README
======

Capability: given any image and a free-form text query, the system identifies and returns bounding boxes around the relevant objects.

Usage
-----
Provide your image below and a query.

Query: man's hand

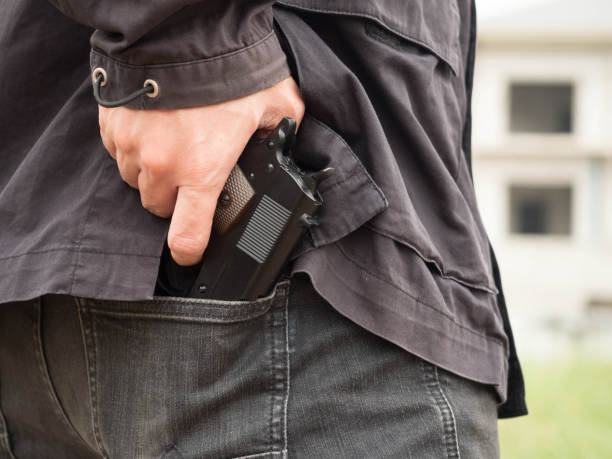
[98,77,305,266]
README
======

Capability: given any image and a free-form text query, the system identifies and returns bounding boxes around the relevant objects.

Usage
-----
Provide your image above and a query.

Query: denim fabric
[0,274,498,458]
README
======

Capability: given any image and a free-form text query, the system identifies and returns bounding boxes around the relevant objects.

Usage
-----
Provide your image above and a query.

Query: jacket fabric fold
[0,0,527,417]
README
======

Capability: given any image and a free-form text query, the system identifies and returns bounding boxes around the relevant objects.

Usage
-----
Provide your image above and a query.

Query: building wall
[473,45,611,155]
[471,43,612,357]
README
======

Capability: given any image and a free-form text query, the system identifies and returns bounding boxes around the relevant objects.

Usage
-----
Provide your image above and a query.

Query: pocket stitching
[76,298,111,458]
[82,280,291,323]
[150,279,291,306]
[85,307,272,324]
[34,298,100,456]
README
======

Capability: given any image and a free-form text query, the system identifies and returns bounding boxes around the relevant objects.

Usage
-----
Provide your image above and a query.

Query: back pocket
[77,279,291,459]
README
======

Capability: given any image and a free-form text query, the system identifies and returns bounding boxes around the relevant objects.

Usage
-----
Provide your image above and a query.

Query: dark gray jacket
[0,0,526,417]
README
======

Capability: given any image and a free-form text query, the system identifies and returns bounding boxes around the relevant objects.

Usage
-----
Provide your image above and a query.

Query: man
[0,1,527,457]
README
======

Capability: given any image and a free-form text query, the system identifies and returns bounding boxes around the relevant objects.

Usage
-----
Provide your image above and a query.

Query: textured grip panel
[213,165,256,235]
[236,194,292,264]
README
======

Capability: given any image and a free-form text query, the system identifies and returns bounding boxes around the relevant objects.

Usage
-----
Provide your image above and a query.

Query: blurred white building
[472,0,612,358]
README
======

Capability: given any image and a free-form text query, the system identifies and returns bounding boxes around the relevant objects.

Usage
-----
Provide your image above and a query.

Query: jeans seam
[0,400,15,459]
[266,289,290,457]
[282,293,291,456]
[233,452,286,459]
[422,361,461,459]
[267,302,274,454]
[76,298,110,459]
[33,298,99,455]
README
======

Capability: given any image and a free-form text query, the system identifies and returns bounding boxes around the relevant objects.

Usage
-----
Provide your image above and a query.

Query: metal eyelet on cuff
[92,69,160,107]
[92,67,107,87]
[143,79,159,98]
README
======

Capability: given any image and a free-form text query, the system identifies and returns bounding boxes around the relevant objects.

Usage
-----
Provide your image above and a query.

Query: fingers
[115,152,140,189]
[167,185,219,266]
[138,171,177,218]
[95,77,306,268]
[136,147,179,217]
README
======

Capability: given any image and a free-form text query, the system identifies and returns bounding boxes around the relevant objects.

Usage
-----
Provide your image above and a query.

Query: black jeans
[0,274,499,458]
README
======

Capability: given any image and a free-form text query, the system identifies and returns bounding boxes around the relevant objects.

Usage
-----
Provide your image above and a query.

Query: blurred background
[473,0,612,457]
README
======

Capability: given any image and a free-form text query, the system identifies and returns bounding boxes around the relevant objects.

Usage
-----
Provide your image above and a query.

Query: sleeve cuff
[90,31,291,110]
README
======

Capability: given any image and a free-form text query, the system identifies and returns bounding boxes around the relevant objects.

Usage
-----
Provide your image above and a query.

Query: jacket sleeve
[48,1,290,109]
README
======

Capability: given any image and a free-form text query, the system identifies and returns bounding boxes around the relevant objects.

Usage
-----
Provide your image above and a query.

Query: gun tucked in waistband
[155,117,333,301]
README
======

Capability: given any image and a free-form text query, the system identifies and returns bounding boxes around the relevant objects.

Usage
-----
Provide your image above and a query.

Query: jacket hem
[0,248,161,304]
[291,242,510,405]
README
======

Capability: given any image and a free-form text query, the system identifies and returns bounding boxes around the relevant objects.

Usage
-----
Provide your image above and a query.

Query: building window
[509,83,573,133]
[509,186,572,235]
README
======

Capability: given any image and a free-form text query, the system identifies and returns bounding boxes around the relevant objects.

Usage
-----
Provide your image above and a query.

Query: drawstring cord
[92,67,159,108]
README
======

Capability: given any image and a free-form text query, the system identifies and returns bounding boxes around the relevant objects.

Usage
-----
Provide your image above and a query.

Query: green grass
[499,359,612,458]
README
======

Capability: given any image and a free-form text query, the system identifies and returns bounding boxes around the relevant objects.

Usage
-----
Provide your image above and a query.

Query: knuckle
[114,132,134,153]
[141,151,172,176]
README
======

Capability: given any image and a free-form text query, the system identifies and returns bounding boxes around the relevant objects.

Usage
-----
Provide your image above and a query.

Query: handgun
[155,117,333,300]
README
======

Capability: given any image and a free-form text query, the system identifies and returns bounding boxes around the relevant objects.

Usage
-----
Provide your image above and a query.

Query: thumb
[167,185,219,266]
[256,78,305,134]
